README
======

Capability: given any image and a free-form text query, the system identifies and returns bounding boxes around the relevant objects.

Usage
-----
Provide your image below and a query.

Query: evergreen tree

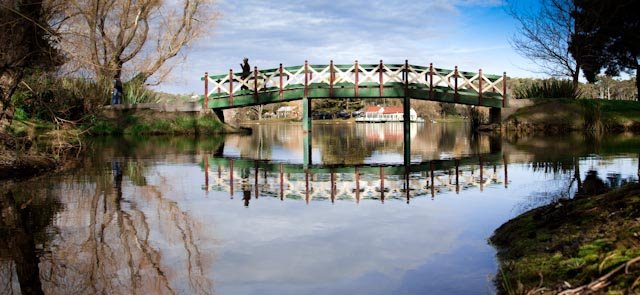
[570,0,640,100]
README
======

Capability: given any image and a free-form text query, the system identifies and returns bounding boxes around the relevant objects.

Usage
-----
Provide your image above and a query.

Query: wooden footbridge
[201,60,508,128]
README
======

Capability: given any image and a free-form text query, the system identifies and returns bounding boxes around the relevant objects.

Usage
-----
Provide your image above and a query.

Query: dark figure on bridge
[240,57,251,90]
[111,79,123,105]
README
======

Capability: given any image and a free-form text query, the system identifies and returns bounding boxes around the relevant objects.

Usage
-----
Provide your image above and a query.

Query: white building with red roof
[356,105,422,123]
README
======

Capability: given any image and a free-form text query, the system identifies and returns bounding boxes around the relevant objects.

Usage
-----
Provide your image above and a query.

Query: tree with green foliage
[0,0,62,123]
[312,98,364,114]
[570,0,639,101]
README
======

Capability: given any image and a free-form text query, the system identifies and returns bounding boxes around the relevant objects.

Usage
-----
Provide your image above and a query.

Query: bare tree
[508,0,582,89]
[57,0,218,89]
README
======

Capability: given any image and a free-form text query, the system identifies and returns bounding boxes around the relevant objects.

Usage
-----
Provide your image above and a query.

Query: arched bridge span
[201,60,508,110]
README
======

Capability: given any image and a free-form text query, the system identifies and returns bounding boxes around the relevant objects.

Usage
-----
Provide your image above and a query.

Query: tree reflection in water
[516,157,639,214]
[223,122,495,164]
[0,155,212,294]
[0,186,60,295]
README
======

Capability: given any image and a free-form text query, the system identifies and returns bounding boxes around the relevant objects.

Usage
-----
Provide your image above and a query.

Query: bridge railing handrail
[201,63,503,81]
[201,61,508,108]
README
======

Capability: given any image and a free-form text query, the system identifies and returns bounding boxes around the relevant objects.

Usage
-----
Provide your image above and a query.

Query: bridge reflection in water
[202,154,508,206]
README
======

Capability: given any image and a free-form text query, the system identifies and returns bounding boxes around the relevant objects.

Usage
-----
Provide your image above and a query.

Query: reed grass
[514,79,581,99]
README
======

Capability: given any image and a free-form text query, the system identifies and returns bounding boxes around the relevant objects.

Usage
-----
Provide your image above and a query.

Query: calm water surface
[1,122,639,294]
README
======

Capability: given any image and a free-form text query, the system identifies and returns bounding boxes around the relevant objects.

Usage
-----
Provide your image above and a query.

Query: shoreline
[490,183,640,294]
[1,110,249,182]
[489,99,640,134]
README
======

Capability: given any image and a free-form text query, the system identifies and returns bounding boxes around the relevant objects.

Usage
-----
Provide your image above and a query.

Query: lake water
[1,122,639,294]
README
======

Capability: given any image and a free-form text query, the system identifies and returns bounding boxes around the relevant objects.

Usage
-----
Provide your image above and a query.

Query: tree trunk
[0,71,23,124]
[636,63,639,102]
[572,62,581,95]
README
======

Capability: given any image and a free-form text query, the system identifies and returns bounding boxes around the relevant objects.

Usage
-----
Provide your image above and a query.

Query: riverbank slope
[89,107,249,135]
[491,183,640,294]
[502,99,640,133]
[1,108,247,181]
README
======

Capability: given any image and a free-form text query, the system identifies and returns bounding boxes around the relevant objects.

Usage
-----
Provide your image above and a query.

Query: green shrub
[12,73,111,122]
[514,79,580,99]
[7,123,28,137]
[580,99,603,132]
[90,119,121,135]
[123,76,158,104]
[149,120,172,133]
[125,123,152,135]
[175,116,196,131]
[13,107,28,121]
[196,116,222,129]
[60,77,111,106]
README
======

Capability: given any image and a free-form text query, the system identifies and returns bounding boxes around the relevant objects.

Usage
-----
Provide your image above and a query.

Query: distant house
[263,112,276,118]
[276,106,297,118]
[358,106,420,122]
[362,106,383,120]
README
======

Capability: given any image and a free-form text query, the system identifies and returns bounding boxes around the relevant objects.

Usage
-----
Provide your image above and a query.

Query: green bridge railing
[200,60,508,110]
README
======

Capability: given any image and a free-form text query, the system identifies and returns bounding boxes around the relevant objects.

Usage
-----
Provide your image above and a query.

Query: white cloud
[156,0,524,94]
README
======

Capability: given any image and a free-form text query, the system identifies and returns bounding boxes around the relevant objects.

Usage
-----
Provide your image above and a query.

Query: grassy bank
[504,99,640,133]
[1,109,243,180]
[435,116,467,123]
[239,118,299,125]
[239,118,358,125]
[87,112,232,136]
[491,183,640,294]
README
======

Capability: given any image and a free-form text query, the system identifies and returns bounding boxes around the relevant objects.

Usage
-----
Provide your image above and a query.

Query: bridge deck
[201,62,507,110]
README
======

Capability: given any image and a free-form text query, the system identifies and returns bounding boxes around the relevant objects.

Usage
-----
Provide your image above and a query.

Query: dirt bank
[491,183,640,294]
[0,152,57,180]
[498,99,640,134]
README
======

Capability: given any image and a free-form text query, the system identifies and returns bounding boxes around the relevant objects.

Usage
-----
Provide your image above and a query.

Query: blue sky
[159,0,537,94]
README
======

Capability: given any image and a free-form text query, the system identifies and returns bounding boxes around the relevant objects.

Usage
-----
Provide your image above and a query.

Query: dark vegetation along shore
[0,132,57,180]
[0,107,245,181]
[491,182,640,294]
[502,99,640,134]
[490,90,640,294]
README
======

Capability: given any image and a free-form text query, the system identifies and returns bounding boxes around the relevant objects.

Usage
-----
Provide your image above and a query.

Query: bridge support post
[214,140,224,157]
[503,154,509,189]
[489,134,502,154]
[204,72,209,113]
[489,107,501,124]
[204,155,209,193]
[403,60,411,167]
[302,96,312,132]
[303,130,312,169]
[403,95,411,167]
